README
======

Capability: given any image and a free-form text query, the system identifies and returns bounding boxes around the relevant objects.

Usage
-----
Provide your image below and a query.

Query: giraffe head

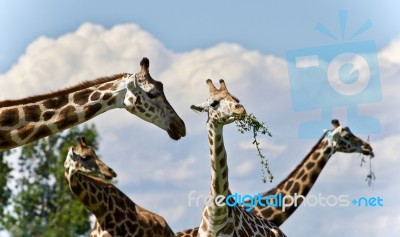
[332,127,374,157]
[122,58,186,140]
[190,79,246,125]
[325,120,374,157]
[64,137,117,180]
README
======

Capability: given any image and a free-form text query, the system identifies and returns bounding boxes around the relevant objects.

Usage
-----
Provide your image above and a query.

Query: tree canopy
[1,124,99,237]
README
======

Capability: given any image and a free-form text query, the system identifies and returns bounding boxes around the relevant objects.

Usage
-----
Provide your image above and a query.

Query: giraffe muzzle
[167,118,186,140]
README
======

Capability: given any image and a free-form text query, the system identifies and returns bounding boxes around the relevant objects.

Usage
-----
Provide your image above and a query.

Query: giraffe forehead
[134,71,162,90]
[137,80,155,92]
[74,144,96,158]
[212,90,239,103]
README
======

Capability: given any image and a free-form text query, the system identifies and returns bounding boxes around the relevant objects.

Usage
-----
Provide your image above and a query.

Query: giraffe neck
[199,122,230,235]
[250,135,333,226]
[0,74,130,151]
[67,171,176,237]
[68,171,141,237]
[198,122,287,236]
[208,123,229,197]
[67,171,122,222]
[176,135,336,235]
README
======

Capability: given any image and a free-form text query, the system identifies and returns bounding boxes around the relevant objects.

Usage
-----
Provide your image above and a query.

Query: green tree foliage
[2,124,99,237]
[0,150,13,231]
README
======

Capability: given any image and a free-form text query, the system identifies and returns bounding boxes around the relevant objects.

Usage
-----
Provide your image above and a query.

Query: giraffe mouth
[167,118,186,140]
[97,166,117,180]
[233,112,246,120]
[362,149,374,158]
[361,143,374,158]
[235,115,245,120]
[215,113,246,124]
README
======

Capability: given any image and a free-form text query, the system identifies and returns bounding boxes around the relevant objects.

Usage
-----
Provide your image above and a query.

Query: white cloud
[232,160,255,176]
[1,23,400,236]
[240,138,287,154]
[379,38,400,65]
[0,23,171,99]
[152,155,199,181]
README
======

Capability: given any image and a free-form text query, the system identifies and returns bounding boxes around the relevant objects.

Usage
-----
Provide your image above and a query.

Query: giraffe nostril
[235,104,242,109]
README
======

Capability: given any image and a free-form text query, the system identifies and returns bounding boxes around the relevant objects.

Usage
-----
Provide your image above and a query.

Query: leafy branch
[235,113,273,183]
[360,136,375,187]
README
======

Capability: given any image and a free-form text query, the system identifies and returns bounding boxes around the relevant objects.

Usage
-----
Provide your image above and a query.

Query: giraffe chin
[234,114,246,120]
[87,171,114,181]
[98,168,117,180]
[226,113,246,123]
[165,116,186,140]
[167,130,184,140]
[213,116,240,125]
[363,150,374,158]
[360,143,374,158]
[167,123,186,140]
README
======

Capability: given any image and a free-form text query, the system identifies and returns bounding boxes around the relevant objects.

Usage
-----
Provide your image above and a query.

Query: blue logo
[187,190,384,212]
[352,196,384,207]
[286,10,382,138]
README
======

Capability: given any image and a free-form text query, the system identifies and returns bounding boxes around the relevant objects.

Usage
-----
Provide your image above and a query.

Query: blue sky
[1,1,400,236]
[1,0,400,73]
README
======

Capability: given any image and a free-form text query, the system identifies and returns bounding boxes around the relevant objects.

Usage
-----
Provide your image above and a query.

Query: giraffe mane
[299,130,329,163]
[0,73,129,107]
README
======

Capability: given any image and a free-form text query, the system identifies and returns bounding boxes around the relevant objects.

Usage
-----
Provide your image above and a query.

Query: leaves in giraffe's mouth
[360,155,376,187]
[235,113,273,183]
[233,112,246,120]
[360,136,376,187]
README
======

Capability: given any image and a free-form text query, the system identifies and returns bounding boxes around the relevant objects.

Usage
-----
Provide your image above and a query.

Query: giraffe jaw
[166,117,186,140]
[233,112,246,120]
[210,113,246,126]
[361,144,374,158]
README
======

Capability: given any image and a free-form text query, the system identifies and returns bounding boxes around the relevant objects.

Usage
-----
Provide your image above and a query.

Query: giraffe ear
[190,102,209,113]
[76,136,87,146]
[80,136,87,145]
[68,146,79,161]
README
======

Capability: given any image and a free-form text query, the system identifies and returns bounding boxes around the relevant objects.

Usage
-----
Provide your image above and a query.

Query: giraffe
[64,137,176,237]
[189,79,286,237]
[0,57,186,151]
[176,120,374,236]
[248,120,374,226]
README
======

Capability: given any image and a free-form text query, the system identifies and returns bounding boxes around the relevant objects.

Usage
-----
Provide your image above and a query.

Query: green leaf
[1,124,98,236]
[235,113,273,183]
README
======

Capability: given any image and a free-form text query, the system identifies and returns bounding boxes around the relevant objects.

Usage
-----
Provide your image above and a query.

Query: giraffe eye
[210,100,219,108]
[147,91,159,99]
[80,155,91,160]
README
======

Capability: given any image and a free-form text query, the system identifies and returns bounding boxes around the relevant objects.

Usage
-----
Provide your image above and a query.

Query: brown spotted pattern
[191,79,286,237]
[247,125,374,227]
[69,173,175,237]
[0,58,187,151]
[177,123,373,236]
[65,138,175,237]
[0,74,126,151]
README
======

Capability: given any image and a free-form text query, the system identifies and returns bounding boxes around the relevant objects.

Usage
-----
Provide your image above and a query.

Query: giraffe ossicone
[0,57,186,151]
[190,79,286,237]
[64,137,176,237]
